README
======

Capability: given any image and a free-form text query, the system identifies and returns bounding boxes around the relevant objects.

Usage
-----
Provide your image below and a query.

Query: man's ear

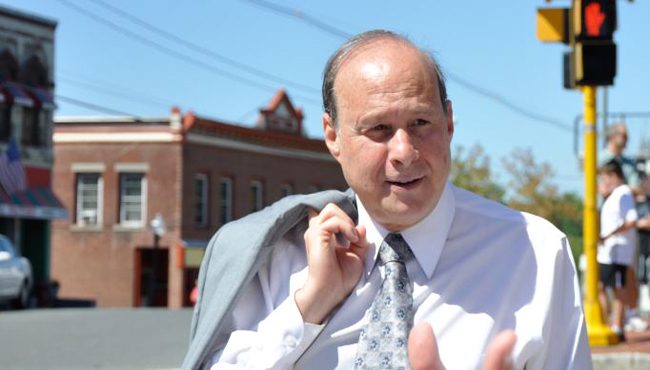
[323,112,340,159]
[445,100,454,141]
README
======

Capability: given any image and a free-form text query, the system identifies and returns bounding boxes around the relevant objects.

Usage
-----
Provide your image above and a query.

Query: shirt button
[284,335,297,348]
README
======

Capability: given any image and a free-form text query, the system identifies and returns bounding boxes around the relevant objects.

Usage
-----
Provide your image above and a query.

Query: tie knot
[379,233,413,264]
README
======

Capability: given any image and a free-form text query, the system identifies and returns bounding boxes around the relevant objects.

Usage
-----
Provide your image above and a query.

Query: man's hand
[295,203,371,324]
[408,322,516,370]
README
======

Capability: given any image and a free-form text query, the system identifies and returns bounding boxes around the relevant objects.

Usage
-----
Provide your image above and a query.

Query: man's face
[324,40,454,231]
[599,172,619,198]
[612,129,628,152]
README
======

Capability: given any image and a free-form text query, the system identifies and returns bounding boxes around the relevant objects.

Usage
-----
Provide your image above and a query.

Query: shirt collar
[357,181,456,279]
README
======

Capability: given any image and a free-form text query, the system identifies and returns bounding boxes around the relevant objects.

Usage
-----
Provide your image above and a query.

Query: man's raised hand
[408,322,517,370]
[295,203,371,324]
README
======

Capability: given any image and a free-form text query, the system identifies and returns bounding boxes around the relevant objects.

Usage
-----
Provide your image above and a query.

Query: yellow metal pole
[582,85,618,346]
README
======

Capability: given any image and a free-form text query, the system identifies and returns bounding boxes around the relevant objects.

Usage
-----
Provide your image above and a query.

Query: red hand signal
[585,2,606,36]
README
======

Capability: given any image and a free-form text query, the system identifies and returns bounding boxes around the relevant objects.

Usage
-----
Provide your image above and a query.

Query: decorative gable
[256,89,304,136]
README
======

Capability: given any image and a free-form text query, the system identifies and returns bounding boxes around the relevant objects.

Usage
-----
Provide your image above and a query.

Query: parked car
[0,234,32,309]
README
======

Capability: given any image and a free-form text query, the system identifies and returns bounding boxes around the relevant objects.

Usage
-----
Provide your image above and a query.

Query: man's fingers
[408,322,444,370]
[307,204,359,246]
[318,217,359,244]
[348,225,370,256]
[483,330,516,370]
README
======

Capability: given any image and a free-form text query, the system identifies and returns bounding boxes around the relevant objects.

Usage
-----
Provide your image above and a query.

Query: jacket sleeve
[205,237,325,369]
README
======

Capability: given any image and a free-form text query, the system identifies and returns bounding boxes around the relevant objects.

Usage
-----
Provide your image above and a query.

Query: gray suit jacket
[182,189,357,369]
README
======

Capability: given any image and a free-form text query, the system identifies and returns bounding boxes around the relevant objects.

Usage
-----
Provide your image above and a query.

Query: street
[0,308,193,369]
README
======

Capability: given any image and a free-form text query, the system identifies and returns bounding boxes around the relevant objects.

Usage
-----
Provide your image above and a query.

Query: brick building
[0,5,67,303]
[52,90,348,308]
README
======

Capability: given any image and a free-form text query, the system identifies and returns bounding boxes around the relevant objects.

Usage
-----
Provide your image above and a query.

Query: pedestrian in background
[598,160,639,341]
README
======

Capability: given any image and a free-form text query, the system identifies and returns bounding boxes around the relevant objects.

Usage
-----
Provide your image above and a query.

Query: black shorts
[600,263,627,288]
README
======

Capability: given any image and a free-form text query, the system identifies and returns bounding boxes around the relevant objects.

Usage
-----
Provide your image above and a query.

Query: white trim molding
[115,163,150,173]
[186,133,336,162]
[53,132,183,143]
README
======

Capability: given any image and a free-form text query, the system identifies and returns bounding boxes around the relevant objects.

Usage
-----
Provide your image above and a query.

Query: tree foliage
[451,144,583,262]
[501,148,583,261]
[450,144,505,203]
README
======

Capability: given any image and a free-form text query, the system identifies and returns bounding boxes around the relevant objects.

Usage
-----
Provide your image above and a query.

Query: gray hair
[322,30,448,128]
[606,122,627,141]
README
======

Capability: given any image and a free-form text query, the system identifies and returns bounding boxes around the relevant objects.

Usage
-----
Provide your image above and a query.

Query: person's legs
[626,265,639,309]
[612,286,627,330]
[599,282,611,324]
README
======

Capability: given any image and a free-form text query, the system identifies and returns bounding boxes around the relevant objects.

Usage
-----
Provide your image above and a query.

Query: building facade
[52,90,348,308]
[0,6,67,304]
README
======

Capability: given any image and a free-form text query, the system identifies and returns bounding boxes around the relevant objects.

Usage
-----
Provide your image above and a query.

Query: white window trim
[195,173,208,227]
[119,173,147,228]
[251,181,263,212]
[115,163,150,173]
[72,163,106,172]
[75,173,103,227]
[219,178,232,226]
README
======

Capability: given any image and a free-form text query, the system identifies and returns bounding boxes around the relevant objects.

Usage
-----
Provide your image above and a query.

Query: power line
[59,75,173,109]
[88,0,321,96]
[241,0,353,39]
[54,0,322,107]
[446,72,572,132]
[56,94,142,117]
[240,0,573,133]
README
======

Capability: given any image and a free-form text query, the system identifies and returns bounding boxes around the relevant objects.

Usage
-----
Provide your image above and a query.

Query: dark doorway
[136,248,168,307]
[21,219,49,284]
[183,268,200,307]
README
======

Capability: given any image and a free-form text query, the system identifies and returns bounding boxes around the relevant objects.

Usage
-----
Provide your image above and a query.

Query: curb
[593,353,650,370]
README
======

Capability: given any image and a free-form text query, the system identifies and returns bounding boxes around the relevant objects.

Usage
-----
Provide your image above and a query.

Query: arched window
[0,49,18,83]
[0,49,18,141]
[19,55,48,87]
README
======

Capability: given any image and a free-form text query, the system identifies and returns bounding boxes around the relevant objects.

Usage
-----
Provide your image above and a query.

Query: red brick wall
[52,136,348,308]
[51,141,182,307]
[180,142,348,241]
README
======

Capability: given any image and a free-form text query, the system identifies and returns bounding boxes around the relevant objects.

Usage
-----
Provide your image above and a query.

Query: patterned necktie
[355,233,414,369]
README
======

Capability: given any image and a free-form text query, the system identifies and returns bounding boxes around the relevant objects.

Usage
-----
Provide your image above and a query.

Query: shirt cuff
[254,292,325,365]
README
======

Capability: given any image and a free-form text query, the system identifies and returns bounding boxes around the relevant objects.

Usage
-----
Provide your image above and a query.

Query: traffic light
[565,0,617,87]
[573,0,617,41]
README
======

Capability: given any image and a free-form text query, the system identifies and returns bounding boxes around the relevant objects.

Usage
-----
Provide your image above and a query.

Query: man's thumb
[408,322,445,370]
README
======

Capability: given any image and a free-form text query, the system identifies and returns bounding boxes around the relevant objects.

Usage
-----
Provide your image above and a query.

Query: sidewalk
[592,327,650,369]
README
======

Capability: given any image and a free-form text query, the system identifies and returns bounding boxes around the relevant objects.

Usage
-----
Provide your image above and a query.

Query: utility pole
[537,0,619,346]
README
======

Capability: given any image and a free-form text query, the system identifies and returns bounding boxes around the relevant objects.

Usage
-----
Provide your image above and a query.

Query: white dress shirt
[598,184,638,266]
[209,182,592,369]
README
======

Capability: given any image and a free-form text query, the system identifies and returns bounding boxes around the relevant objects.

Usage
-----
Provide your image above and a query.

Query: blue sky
[3,0,648,196]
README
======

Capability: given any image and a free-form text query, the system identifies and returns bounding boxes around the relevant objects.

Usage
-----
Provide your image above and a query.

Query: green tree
[502,148,583,263]
[450,144,505,203]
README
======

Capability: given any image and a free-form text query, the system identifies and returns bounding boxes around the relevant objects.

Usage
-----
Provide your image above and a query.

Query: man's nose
[389,129,419,167]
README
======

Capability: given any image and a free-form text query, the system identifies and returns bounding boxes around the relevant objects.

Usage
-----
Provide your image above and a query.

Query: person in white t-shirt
[598,160,639,339]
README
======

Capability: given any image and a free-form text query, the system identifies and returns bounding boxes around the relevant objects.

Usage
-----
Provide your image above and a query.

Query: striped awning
[26,86,56,110]
[0,82,34,107]
[0,186,68,220]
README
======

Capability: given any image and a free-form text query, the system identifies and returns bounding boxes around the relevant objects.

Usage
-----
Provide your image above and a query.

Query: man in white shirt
[598,160,638,340]
[193,30,591,369]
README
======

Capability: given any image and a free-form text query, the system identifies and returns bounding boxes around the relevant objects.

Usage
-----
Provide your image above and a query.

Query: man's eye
[414,119,430,126]
[372,124,389,131]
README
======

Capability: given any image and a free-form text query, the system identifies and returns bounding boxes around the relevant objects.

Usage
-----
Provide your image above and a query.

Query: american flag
[0,138,27,195]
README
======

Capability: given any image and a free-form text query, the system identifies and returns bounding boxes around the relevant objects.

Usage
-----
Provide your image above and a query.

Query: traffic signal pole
[581,86,619,346]
[538,0,623,347]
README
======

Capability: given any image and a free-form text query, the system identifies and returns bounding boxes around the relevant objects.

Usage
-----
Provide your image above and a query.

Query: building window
[280,184,293,199]
[21,107,40,147]
[195,174,208,226]
[219,178,232,226]
[76,173,102,226]
[119,173,146,227]
[250,181,263,212]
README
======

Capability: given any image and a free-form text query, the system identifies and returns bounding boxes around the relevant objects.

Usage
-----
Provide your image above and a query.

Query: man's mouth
[387,177,423,189]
